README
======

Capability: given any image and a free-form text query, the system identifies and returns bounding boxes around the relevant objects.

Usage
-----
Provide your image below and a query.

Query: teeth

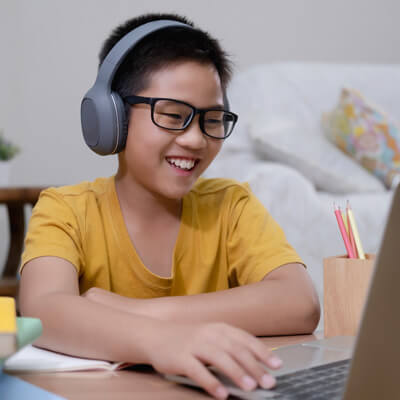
[167,158,196,170]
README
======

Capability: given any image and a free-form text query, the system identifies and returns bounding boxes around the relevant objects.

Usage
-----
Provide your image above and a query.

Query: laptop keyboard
[267,359,351,399]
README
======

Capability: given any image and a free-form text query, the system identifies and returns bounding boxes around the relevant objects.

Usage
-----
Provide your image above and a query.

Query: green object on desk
[16,317,42,349]
[1,317,42,365]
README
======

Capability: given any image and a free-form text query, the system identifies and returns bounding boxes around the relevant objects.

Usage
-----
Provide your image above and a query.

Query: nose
[175,115,207,150]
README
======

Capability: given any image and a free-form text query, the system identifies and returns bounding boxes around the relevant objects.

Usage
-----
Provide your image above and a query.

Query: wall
[1,0,399,272]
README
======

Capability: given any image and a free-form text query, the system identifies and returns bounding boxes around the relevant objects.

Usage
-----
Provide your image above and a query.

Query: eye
[205,118,223,125]
[157,112,182,120]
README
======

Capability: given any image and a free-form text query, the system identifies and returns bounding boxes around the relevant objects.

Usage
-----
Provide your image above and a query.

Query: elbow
[299,294,321,334]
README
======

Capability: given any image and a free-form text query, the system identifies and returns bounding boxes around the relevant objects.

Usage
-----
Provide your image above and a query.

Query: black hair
[99,13,233,100]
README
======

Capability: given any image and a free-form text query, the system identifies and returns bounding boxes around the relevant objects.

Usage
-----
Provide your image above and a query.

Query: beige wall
[1,0,399,271]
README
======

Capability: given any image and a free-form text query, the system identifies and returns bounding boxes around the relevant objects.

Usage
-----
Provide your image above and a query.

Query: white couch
[204,62,399,319]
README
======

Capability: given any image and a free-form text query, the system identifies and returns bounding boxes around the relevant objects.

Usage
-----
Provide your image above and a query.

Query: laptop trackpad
[270,336,355,376]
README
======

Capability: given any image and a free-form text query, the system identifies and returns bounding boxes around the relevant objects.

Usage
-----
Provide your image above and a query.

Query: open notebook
[3,345,131,373]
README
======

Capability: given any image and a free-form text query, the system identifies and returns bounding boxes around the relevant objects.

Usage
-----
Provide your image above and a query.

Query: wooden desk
[8,333,322,399]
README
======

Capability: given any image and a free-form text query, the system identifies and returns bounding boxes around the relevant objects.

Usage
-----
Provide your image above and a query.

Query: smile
[166,157,198,171]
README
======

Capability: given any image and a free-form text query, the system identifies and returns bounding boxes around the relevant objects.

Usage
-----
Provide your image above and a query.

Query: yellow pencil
[347,204,365,259]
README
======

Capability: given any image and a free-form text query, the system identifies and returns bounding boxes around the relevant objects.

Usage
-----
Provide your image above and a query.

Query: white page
[3,345,126,373]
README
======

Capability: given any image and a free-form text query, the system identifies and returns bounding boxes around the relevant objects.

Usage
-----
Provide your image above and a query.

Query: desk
[8,333,322,399]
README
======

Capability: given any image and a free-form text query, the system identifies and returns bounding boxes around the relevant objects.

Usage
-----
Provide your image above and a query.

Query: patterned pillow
[323,88,400,189]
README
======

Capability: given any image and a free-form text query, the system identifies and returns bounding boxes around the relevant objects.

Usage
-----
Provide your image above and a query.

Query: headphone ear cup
[110,92,128,153]
[81,87,123,155]
[81,88,127,155]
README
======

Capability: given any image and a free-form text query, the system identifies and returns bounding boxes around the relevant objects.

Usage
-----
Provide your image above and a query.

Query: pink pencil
[334,204,356,258]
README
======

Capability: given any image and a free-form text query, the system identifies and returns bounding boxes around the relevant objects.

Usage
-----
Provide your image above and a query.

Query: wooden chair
[0,187,46,299]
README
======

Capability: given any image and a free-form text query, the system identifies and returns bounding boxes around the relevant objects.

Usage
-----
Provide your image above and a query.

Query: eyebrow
[204,104,225,110]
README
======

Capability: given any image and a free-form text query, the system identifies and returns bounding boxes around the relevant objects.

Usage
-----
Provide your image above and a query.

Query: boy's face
[121,61,224,200]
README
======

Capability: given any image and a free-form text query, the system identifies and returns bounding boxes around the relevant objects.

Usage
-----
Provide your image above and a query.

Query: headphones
[81,19,231,156]
[81,20,196,156]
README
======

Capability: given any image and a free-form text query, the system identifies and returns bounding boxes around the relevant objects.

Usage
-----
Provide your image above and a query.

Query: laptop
[166,184,400,399]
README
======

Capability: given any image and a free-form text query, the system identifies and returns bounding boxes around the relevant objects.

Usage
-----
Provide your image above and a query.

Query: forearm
[20,292,163,363]
[85,275,320,336]
[156,280,319,335]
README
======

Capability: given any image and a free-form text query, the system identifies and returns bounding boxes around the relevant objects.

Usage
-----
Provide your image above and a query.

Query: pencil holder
[323,254,376,337]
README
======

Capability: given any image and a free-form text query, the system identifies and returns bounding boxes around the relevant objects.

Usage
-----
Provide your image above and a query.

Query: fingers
[184,358,230,400]
[227,325,283,370]
[246,335,283,370]
[199,345,276,392]
[230,345,277,389]
[199,350,258,391]
[203,324,281,390]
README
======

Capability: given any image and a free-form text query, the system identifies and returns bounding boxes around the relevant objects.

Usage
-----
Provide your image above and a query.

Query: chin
[161,181,197,200]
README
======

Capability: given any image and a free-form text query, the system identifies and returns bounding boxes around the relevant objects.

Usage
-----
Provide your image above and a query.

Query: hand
[143,321,282,399]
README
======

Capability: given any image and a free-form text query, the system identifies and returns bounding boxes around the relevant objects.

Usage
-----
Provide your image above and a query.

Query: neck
[114,169,182,222]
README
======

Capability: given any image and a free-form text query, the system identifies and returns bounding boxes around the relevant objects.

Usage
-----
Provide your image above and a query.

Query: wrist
[132,317,171,364]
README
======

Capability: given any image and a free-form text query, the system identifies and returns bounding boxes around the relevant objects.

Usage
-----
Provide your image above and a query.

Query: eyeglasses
[123,95,238,139]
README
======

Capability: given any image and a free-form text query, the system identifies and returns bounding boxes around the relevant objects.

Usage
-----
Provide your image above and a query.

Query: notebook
[3,345,131,373]
[166,183,400,399]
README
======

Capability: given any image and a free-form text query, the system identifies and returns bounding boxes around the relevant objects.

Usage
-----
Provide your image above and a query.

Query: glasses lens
[153,100,193,130]
[203,111,236,138]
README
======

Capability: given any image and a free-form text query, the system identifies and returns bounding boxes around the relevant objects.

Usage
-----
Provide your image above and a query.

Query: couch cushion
[323,88,400,189]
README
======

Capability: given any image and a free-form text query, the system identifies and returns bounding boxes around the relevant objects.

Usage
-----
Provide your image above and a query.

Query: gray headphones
[81,20,195,156]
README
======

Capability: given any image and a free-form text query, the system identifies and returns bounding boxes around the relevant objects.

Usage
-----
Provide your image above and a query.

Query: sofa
[204,62,400,324]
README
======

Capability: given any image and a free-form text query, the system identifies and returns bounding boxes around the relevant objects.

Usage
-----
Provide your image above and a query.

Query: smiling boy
[19,13,320,400]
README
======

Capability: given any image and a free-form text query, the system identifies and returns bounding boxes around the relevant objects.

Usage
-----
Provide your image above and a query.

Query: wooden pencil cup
[323,254,376,337]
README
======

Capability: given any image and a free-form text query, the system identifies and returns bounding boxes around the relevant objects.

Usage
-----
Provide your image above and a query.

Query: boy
[19,13,320,400]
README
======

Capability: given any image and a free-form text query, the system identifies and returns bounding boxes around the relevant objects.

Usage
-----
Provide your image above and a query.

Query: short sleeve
[227,184,304,286]
[20,189,84,275]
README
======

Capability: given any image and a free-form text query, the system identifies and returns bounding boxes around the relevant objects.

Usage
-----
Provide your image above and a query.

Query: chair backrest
[0,187,46,278]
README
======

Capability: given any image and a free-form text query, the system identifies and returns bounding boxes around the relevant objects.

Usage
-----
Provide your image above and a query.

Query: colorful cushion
[323,88,400,189]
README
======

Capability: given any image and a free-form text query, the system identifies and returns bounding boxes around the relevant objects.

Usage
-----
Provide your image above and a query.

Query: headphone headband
[96,20,193,89]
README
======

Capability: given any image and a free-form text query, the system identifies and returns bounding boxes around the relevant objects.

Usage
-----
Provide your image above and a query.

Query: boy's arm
[83,263,321,336]
[19,256,283,399]
[19,257,159,362]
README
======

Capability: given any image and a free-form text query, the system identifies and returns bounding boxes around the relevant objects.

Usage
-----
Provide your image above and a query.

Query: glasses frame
[123,95,238,140]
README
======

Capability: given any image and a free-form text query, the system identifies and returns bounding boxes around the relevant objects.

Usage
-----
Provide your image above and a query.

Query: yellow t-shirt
[21,176,303,297]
